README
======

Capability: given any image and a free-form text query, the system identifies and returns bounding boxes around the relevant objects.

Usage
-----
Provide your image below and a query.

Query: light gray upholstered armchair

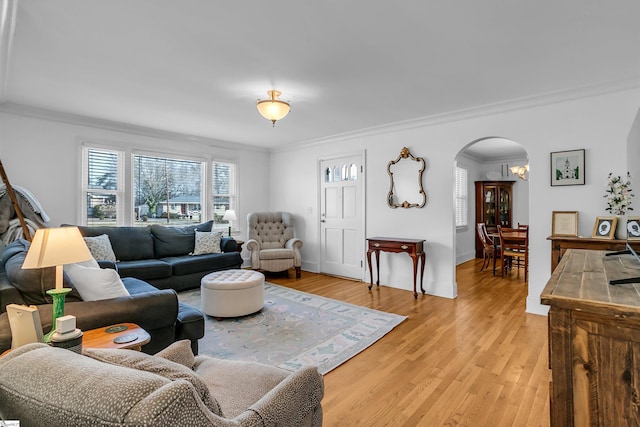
[246,212,302,278]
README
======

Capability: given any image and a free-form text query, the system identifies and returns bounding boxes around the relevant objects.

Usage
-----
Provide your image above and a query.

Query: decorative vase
[615,215,627,240]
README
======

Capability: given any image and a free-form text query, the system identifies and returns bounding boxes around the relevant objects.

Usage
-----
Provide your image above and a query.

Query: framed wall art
[550,149,585,186]
[551,211,578,236]
[627,216,640,240]
[592,216,617,239]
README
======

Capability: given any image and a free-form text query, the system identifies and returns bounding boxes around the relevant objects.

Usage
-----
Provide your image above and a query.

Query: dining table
[489,229,528,275]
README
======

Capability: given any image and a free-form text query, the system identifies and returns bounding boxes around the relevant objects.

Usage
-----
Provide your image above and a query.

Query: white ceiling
[2,1,640,150]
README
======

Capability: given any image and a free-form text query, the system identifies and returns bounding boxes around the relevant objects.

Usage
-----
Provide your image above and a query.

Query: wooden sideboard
[541,249,640,426]
[546,235,640,273]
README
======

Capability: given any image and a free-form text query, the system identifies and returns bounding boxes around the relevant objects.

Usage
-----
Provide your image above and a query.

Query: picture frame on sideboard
[592,216,617,239]
[551,211,578,236]
[627,216,640,240]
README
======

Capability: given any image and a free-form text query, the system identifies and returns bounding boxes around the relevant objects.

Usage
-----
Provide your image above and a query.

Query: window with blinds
[84,148,123,226]
[83,144,237,227]
[455,166,468,227]
[212,161,236,227]
[133,155,203,224]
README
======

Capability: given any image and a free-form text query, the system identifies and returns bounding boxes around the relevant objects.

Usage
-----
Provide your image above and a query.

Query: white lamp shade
[23,227,93,269]
[222,210,237,222]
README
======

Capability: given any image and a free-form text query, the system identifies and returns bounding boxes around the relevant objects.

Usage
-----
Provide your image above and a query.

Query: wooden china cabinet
[474,181,514,258]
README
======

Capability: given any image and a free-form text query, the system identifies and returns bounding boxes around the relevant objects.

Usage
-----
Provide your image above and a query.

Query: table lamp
[222,209,237,236]
[22,227,93,342]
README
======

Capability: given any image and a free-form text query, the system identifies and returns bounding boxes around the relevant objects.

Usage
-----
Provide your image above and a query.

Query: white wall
[270,88,640,314]
[2,87,639,315]
[0,111,271,258]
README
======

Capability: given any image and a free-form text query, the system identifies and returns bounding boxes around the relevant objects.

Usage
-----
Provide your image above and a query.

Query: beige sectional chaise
[0,341,324,426]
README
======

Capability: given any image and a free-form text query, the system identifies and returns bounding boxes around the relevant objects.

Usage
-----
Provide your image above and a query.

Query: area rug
[178,283,406,374]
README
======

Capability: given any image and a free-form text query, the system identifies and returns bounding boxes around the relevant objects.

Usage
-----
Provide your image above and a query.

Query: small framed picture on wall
[592,216,617,239]
[550,149,585,186]
[627,217,640,240]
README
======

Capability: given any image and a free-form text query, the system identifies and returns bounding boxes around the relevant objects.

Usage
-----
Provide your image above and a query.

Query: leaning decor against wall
[387,147,426,209]
[550,149,585,186]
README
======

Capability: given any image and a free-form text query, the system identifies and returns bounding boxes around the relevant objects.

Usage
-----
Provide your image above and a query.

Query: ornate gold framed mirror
[387,147,426,208]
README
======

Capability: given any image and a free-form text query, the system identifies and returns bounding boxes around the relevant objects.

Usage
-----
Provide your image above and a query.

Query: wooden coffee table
[83,323,150,351]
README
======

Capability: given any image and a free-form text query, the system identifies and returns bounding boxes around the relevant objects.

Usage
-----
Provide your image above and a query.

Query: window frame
[455,165,468,229]
[81,142,238,229]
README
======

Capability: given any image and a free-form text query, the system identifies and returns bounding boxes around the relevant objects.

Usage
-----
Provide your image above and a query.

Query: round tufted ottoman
[200,269,265,319]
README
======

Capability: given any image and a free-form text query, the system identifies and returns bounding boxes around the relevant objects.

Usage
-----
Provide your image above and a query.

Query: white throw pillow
[192,230,223,255]
[83,234,117,262]
[64,263,130,301]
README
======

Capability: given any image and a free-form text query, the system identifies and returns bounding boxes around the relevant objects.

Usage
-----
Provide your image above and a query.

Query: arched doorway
[454,137,529,287]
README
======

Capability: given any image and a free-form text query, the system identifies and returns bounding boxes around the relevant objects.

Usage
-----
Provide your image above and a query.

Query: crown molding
[273,75,640,153]
[0,102,268,153]
[0,0,17,103]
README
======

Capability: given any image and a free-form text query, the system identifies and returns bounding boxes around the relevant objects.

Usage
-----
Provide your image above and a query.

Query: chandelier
[510,164,529,181]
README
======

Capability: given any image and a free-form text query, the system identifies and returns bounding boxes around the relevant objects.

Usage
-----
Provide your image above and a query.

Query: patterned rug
[178,283,406,374]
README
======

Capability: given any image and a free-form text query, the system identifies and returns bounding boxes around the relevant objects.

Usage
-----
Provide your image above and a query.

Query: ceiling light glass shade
[257,90,290,126]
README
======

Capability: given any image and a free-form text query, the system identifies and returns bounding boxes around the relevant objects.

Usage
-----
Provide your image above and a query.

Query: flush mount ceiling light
[256,90,290,126]
[510,164,530,181]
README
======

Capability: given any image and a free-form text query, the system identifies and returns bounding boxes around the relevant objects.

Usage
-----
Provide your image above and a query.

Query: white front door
[320,154,364,279]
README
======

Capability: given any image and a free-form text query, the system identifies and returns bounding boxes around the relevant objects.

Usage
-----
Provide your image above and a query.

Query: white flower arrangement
[604,172,634,215]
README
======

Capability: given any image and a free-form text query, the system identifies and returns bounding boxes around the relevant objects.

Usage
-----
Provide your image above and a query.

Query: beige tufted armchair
[246,212,302,278]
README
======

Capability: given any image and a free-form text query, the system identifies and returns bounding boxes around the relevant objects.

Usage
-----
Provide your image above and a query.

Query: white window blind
[83,147,123,226]
[133,155,203,224]
[212,161,237,226]
[455,166,468,227]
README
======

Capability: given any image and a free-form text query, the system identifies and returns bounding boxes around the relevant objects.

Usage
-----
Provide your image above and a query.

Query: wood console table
[541,249,640,426]
[547,235,640,273]
[366,237,426,299]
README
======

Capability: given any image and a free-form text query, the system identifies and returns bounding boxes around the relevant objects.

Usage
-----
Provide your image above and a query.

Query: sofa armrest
[0,289,178,353]
[246,366,324,426]
[285,238,303,266]
[245,239,260,268]
[220,237,237,253]
[0,275,25,313]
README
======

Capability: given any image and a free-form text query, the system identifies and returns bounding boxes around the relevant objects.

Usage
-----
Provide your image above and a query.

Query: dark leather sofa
[73,221,242,292]
[0,240,205,355]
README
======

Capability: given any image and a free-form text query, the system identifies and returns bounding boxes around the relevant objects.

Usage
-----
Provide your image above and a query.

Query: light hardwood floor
[268,258,551,427]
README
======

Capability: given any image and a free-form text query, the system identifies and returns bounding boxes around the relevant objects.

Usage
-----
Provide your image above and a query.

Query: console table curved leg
[366,249,381,290]
[410,253,419,299]
[419,251,426,295]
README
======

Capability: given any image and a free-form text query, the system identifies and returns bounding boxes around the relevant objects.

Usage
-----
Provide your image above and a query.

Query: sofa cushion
[82,234,117,262]
[83,347,222,416]
[192,230,223,255]
[161,252,242,276]
[116,259,173,280]
[122,276,163,295]
[64,262,130,301]
[76,226,154,261]
[151,221,213,258]
[193,357,290,419]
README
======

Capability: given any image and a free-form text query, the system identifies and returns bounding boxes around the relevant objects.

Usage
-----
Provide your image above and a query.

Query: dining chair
[476,223,496,273]
[498,226,529,282]
[517,223,529,230]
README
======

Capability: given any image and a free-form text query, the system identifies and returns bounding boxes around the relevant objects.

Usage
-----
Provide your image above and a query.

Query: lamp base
[43,288,72,343]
